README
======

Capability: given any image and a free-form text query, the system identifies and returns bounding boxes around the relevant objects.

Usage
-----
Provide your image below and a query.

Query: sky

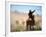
[10,4,42,16]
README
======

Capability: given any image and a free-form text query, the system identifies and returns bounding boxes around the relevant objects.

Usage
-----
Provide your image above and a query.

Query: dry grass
[10,12,42,32]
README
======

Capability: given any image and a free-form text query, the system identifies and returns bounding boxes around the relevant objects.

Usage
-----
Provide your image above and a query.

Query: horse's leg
[26,24,28,31]
[28,25,31,31]
[30,25,31,30]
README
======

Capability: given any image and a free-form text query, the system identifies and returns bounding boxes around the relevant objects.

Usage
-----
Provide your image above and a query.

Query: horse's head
[28,10,35,15]
[28,10,35,18]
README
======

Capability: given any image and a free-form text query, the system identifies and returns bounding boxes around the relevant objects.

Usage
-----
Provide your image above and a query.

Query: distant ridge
[11,10,41,17]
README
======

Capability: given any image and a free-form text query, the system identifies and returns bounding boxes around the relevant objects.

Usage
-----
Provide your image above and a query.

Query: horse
[26,10,35,30]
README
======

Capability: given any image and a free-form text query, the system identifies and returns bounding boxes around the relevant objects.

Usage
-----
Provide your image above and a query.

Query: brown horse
[26,10,35,30]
